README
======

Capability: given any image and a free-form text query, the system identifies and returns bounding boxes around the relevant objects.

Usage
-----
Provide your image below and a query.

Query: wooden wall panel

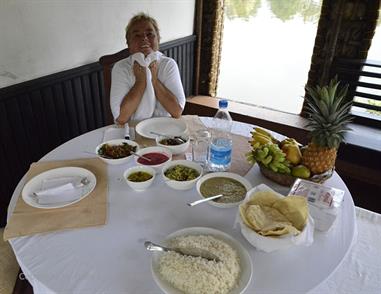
[161,35,196,97]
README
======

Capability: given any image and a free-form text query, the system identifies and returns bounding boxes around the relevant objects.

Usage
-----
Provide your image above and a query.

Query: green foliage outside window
[225,0,321,23]
[367,100,381,116]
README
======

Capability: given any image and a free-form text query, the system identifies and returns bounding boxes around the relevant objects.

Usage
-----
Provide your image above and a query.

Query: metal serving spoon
[144,241,220,262]
[187,194,224,207]
[149,131,186,144]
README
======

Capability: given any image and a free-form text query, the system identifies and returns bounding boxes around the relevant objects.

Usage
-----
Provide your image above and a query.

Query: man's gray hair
[125,12,160,42]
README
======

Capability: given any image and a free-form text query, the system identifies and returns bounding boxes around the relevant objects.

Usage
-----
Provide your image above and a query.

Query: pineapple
[302,77,353,174]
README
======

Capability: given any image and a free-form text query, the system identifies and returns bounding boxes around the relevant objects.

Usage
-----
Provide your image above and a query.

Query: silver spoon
[131,152,152,162]
[32,177,90,197]
[79,177,90,186]
[187,194,224,207]
[150,131,186,144]
[144,241,220,262]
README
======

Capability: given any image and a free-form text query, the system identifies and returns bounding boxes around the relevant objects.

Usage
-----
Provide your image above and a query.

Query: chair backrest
[99,48,130,125]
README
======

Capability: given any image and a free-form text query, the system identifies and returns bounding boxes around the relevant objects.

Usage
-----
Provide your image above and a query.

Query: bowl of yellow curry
[123,166,156,192]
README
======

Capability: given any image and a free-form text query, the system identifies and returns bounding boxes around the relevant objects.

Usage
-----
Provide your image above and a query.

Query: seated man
[110,12,186,128]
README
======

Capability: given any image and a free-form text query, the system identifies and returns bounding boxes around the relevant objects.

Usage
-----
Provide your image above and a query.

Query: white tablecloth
[7,118,359,294]
[311,207,381,294]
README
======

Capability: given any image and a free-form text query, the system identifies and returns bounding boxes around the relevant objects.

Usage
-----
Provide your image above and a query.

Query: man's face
[127,20,159,56]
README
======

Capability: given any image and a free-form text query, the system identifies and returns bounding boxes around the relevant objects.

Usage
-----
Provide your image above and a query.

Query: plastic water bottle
[208,99,233,171]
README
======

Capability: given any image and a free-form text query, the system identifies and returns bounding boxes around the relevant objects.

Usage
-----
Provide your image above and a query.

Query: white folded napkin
[130,51,163,120]
[33,176,84,205]
[103,125,125,141]
[103,124,135,142]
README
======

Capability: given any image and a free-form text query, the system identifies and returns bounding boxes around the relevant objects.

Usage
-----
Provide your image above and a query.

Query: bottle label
[209,138,232,165]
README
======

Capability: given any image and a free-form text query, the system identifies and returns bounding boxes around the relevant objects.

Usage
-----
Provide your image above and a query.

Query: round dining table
[7,117,357,294]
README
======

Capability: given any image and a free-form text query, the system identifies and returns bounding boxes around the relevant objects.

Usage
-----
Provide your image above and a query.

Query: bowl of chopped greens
[95,139,139,165]
[123,166,155,191]
[162,160,203,190]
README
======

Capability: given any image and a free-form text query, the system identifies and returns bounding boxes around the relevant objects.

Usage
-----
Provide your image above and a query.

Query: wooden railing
[334,58,381,128]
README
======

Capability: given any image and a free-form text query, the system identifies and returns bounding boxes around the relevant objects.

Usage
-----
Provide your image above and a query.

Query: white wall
[0,0,195,88]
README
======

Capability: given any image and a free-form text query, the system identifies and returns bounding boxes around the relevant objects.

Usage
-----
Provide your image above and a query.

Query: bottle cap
[219,99,228,109]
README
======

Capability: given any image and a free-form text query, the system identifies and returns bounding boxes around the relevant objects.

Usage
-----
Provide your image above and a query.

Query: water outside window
[217,0,322,114]
[218,0,381,119]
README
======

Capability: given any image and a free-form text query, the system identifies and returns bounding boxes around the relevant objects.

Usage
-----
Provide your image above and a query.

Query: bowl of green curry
[162,160,203,190]
[124,166,156,192]
[196,172,252,208]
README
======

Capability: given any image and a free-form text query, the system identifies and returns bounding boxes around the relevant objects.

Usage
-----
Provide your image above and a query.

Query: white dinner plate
[22,167,97,209]
[151,227,253,294]
[135,117,187,139]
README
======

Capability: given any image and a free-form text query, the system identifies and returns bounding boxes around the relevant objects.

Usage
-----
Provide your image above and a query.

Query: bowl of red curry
[134,146,172,173]
[95,139,139,165]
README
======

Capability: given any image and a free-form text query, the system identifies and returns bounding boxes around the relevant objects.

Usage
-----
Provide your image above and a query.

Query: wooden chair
[99,48,130,125]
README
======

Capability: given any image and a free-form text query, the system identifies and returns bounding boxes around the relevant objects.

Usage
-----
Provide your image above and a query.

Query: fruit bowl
[259,164,296,186]
[259,164,334,187]
[248,127,337,187]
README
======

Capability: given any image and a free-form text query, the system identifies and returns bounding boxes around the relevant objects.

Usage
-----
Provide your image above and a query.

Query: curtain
[197,0,225,97]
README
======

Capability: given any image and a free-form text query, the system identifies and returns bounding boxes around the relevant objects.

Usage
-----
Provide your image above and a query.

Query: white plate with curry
[196,172,252,208]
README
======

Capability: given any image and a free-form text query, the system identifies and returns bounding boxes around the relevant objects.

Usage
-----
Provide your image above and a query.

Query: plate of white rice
[151,227,253,294]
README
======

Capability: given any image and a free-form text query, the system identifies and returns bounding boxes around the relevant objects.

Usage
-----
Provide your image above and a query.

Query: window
[217,0,322,114]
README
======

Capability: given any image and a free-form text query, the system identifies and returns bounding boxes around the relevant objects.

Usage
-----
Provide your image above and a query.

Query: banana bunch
[250,127,279,149]
[253,143,291,174]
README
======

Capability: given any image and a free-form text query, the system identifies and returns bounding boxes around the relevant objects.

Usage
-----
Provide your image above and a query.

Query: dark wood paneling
[161,35,196,97]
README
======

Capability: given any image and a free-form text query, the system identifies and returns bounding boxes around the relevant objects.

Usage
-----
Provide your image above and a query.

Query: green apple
[291,165,311,178]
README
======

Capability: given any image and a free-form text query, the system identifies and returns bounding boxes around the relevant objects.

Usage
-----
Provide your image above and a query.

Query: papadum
[239,191,308,237]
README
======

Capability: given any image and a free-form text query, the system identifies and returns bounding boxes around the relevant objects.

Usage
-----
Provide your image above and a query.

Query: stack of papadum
[239,190,308,237]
